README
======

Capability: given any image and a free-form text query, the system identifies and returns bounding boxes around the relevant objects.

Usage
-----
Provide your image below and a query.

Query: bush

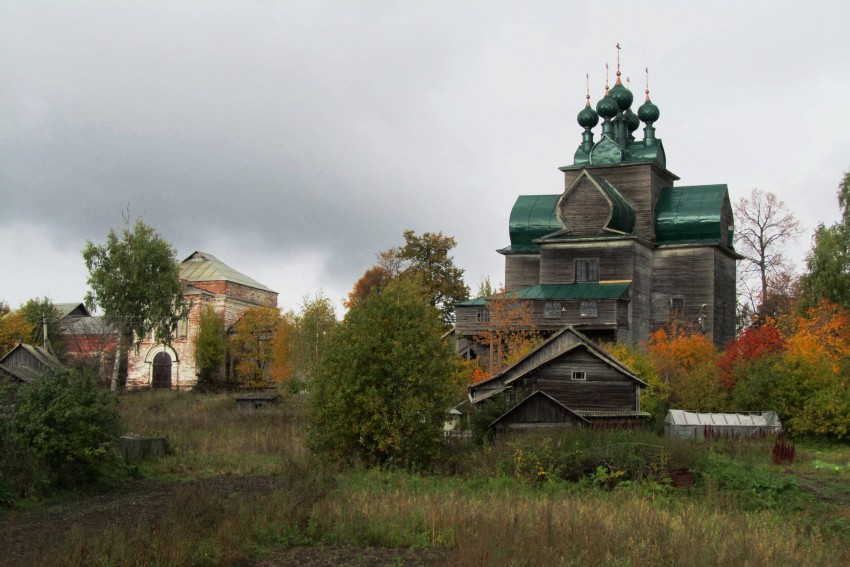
[6,368,125,495]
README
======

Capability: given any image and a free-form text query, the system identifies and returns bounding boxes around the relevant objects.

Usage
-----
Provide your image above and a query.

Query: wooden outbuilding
[469,326,649,430]
[0,342,65,385]
[235,391,281,411]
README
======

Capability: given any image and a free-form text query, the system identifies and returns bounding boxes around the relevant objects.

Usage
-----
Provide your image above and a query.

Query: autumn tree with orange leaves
[648,327,726,411]
[474,291,542,377]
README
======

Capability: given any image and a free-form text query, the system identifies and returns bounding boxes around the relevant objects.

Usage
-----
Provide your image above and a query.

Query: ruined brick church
[126,251,277,389]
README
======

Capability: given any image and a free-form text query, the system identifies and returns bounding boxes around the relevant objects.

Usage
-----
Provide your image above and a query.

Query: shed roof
[180,251,274,292]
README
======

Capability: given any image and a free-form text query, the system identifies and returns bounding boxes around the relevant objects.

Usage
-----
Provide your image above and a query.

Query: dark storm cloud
[0,2,510,281]
[3,1,850,309]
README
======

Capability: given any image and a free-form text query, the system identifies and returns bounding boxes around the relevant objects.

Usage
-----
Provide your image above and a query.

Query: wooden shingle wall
[504,255,540,291]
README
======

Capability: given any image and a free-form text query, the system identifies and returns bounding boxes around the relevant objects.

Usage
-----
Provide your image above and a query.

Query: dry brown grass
[8,390,848,567]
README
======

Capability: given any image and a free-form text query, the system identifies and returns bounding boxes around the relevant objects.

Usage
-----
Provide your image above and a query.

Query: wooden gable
[469,326,644,405]
[491,391,590,431]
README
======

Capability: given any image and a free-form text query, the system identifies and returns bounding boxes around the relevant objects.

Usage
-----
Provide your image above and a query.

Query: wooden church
[456,62,739,358]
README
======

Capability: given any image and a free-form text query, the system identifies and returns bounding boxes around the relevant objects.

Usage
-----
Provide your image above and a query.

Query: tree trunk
[111,331,124,392]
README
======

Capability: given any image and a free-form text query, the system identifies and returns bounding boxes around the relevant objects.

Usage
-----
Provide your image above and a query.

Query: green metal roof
[573,138,666,168]
[180,251,274,292]
[458,282,630,306]
[655,185,729,244]
[502,195,562,253]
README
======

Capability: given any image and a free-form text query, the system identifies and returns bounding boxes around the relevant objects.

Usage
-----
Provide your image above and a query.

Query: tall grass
[118,390,307,477]
[13,391,850,567]
[308,470,850,567]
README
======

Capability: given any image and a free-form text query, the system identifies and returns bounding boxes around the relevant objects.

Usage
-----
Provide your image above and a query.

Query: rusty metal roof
[180,251,274,292]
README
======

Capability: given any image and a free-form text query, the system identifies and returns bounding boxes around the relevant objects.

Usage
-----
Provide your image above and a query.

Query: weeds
[5,391,850,567]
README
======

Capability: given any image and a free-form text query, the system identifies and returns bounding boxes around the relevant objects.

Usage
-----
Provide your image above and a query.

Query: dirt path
[1,476,448,567]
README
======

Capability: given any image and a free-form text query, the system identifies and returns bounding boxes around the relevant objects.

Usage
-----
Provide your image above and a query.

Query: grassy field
[5,390,850,566]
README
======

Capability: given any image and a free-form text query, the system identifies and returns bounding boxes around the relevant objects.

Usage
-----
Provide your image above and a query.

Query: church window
[544,302,562,319]
[580,300,598,317]
[575,259,599,282]
[476,309,490,322]
[176,315,189,339]
[671,297,684,317]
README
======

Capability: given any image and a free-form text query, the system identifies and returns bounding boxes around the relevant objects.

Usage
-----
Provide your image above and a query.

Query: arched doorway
[152,352,172,388]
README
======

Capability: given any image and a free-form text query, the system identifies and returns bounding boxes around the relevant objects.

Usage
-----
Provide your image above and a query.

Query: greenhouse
[664,410,783,440]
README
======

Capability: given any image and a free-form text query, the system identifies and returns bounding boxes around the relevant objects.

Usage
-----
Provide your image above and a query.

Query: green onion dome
[624,108,640,132]
[609,80,633,111]
[638,97,660,123]
[596,90,619,119]
[577,102,599,129]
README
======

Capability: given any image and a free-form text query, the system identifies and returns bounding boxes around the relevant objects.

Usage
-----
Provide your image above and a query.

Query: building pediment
[557,170,636,235]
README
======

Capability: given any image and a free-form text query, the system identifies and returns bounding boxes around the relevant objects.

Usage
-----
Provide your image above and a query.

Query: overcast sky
[2,1,849,314]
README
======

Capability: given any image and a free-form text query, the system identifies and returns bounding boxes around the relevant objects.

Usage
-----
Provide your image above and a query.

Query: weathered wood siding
[720,192,735,248]
[531,299,618,331]
[629,242,653,344]
[454,305,487,335]
[2,348,51,374]
[504,254,540,291]
[539,240,635,284]
[494,394,584,430]
[713,249,737,348]
[651,246,715,336]
[558,177,611,234]
[518,348,637,411]
[562,162,678,241]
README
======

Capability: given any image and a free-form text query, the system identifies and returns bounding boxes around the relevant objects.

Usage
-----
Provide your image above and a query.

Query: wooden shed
[235,391,281,411]
[0,342,65,385]
[469,326,649,430]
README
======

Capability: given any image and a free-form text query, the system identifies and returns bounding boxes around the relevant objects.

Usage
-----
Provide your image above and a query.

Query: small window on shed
[572,371,586,381]
[618,301,628,320]
[580,300,598,318]
[476,309,490,322]
[544,302,562,319]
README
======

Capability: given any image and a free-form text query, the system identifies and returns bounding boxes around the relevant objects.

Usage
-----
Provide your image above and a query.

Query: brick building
[126,251,277,389]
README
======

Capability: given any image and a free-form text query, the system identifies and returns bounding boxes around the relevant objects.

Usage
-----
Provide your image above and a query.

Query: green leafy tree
[396,229,470,326]
[194,305,227,385]
[293,292,337,381]
[83,218,189,391]
[18,297,64,355]
[8,368,124,493]
[309,278,464,469]
[228,307,281,387]
[800,172,850,310]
